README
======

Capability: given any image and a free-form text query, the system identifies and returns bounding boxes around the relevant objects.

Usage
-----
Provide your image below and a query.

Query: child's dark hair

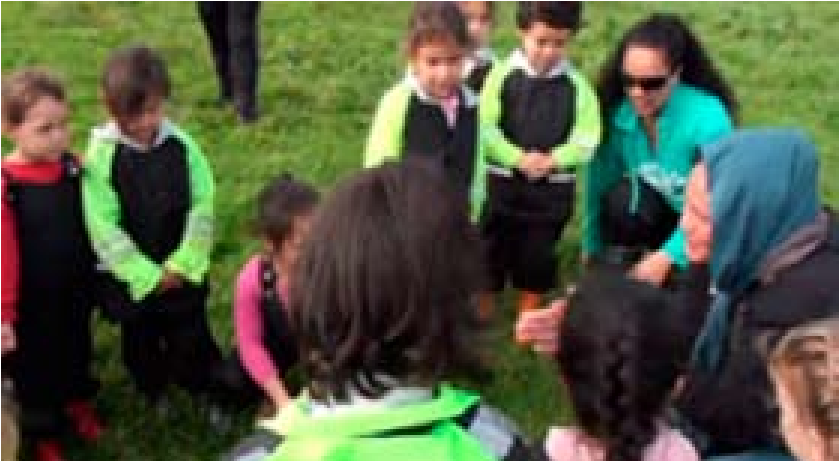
[102,45,170,118]
[517,2,583,32]
[290,159,484,402]
[558,271,685,461]
[255,173,319,246]
[406,2,471,54]
[1,69,65,127]
[597,13,738,126]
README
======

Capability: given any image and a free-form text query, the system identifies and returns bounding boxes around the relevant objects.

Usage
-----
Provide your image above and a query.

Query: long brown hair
[289,159,485,402]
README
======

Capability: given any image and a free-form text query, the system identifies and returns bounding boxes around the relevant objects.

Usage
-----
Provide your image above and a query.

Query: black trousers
[482,172,574,293]
[600,177,679,251]
[197,1,260,118]
[5,297,97,438]
[119,284,223,402]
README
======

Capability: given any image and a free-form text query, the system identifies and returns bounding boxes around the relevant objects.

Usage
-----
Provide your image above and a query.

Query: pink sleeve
[234,256,278,386]
[544,427,580,461]
[657,429,700,461]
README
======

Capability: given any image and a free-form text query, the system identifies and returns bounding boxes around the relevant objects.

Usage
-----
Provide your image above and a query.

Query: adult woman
[519,128,839,460]
[584,13,736,286]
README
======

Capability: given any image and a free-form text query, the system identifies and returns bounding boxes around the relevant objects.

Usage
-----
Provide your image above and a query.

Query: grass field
[2,2,838,459]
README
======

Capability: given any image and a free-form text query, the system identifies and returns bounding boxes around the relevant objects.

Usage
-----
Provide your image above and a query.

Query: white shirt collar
[509,48,570,79]
[309,374,433,417]
[463,47,496,79]
[403,72,478,108]
[101,118,175,152]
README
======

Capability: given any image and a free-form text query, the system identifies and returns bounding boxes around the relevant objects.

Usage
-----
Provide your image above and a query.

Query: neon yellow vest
[260,386,502,461]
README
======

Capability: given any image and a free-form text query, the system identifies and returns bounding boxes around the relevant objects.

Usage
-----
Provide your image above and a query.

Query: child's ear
[99,88,114,118]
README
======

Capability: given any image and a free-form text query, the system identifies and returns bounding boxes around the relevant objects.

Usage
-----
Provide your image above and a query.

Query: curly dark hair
[289,159,485,402]
[558,271,686,461]
[597,13,737,128]
[254,173,319,247]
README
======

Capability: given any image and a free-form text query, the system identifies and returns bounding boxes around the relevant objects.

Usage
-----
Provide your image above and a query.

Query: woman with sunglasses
[583,13,737,287]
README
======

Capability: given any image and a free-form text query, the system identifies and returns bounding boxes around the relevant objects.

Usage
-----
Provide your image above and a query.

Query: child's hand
[157,270,183,293]
[631,250,672,287]
[1,322,16,354]
[533,153,556,177]
[518,153,544,180]
[515,299,568,356]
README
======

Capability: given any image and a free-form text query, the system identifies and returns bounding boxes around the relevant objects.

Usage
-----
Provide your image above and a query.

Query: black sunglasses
[621,72,672,91]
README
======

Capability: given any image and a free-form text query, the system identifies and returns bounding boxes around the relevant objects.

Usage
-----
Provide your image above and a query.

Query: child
[227,174,319,415]
[548,271,699,461]
[82,46,224,410]
[364,2,484,220]
[769,316,839,461]
[225,160,539,461]
[2,69,103,461]
[458,1,496,92]
[479,1,601,315]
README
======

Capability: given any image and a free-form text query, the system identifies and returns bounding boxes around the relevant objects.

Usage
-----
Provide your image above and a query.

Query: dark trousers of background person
[593,177,680,269]
[113,283,225,404]
[197,1,260,122]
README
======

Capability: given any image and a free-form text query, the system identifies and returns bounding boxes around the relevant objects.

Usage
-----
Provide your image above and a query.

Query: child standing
[225,160,539,461]
[2,70,103,461]
[457,1,496,92]
[364,2,484,220]
[226,174,319,415]
[548,271,699,461]
[480,1,601,315]
[82,46,224,410]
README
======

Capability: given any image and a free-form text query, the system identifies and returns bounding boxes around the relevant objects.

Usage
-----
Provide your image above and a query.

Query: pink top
[441,93,460,128]
[545,426,699,461]
[234,255,290,386]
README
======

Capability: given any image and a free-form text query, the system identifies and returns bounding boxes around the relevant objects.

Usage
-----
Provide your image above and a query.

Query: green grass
[2,2,838,459]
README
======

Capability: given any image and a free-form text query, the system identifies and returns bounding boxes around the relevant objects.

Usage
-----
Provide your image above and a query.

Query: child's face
[4,96,69,162]
[770,365,828,461]
[270,213,313,273]
[113,96,165,148]
[519,22,572,75]
[459,2,493,49]
[410,37,466,100]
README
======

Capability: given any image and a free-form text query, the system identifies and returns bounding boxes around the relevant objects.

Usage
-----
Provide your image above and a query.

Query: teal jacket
[583,83,733,268]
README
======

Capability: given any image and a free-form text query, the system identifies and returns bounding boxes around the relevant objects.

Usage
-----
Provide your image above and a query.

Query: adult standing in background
[197,2,261,123]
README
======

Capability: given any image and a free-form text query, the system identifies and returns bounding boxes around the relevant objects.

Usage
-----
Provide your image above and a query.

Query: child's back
[225,160,541,461]
[549,272,700,461]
